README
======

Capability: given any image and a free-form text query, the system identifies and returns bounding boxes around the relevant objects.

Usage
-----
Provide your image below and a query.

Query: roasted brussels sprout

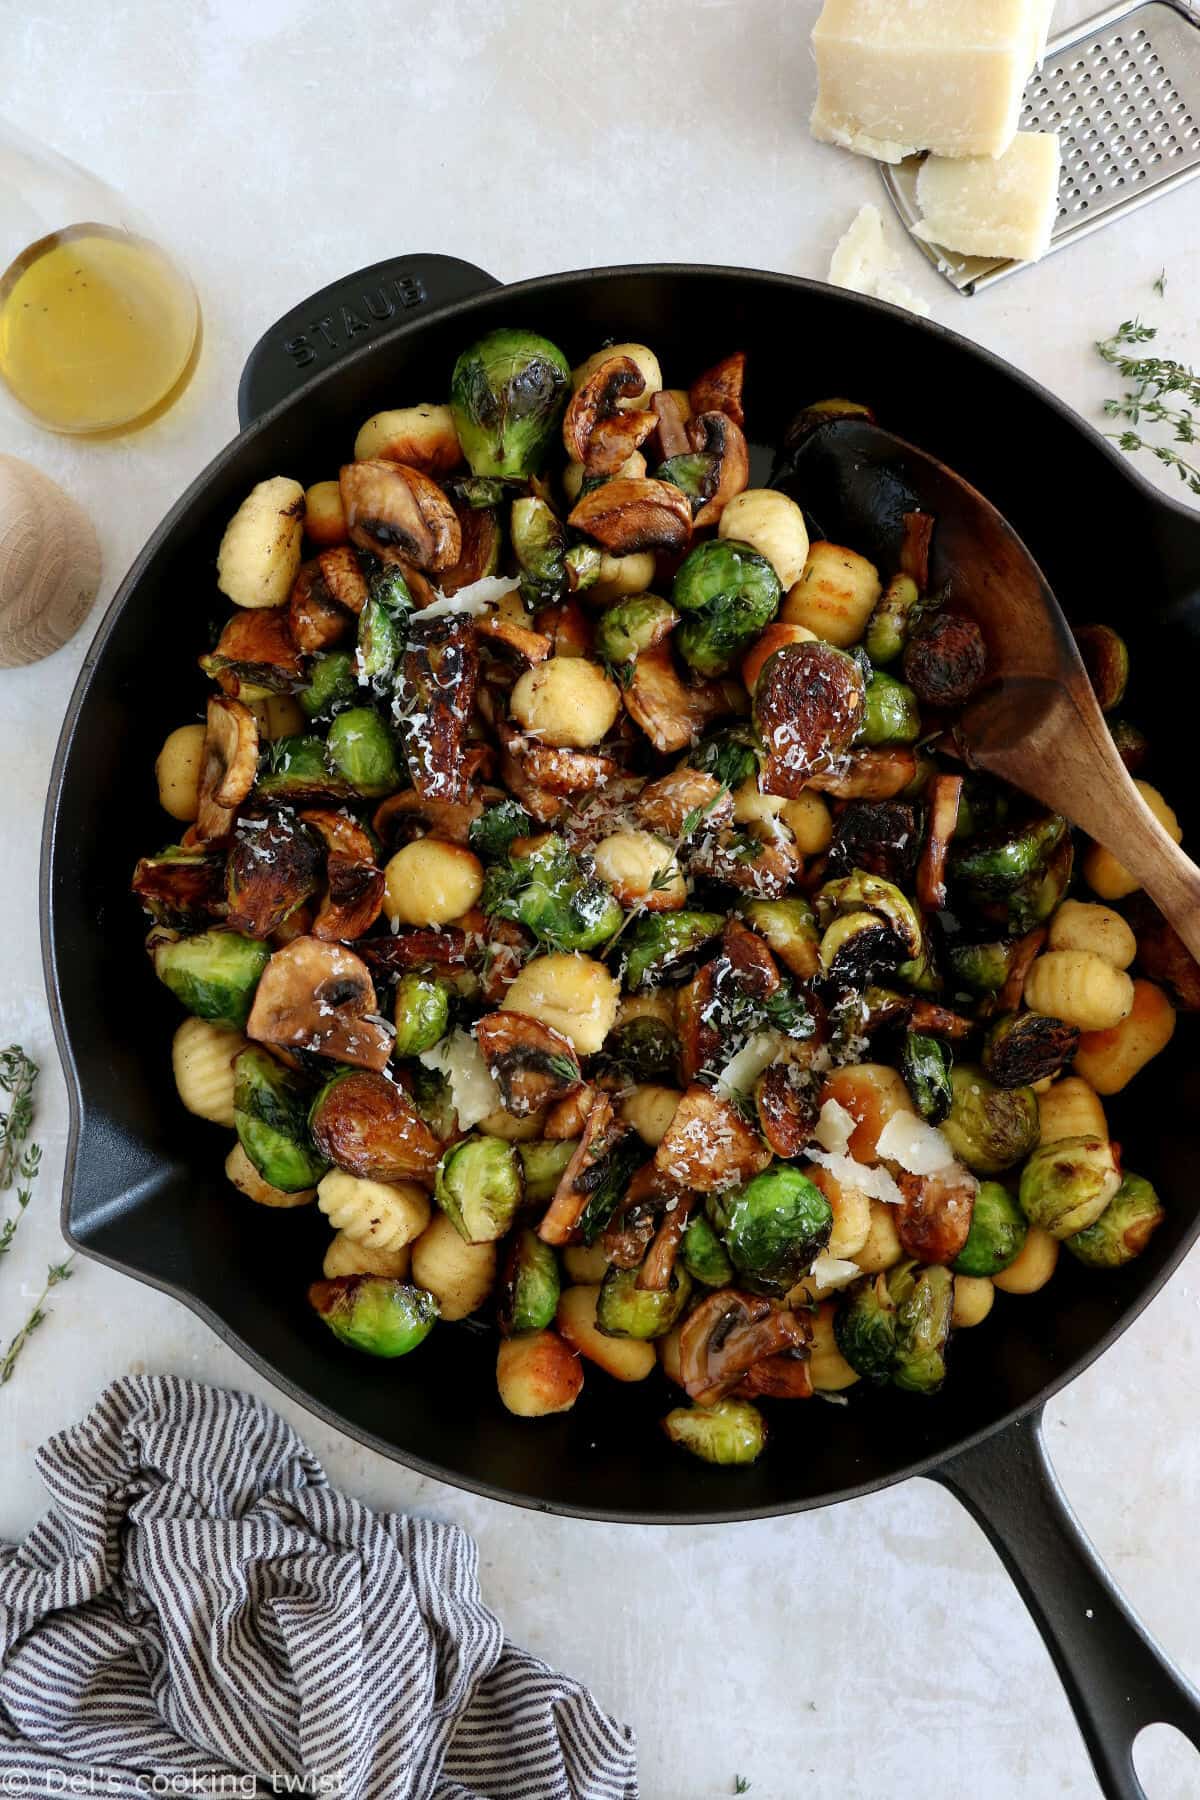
[889,1261,953,1395]
[225,809,323,940]
[952,812,1068,898]
[1065,1172,1164,1269]
[816,871,923,981]
[739,899,820,980]
[593,594,678,666]
[468,798,533,863]
[517,1137,577,1205]
[902,611,987,708]
[356,570,413,685]
[865,574,920,666]
[982,1012,1079,1089]
[255,735,352,806]
[662,1397,767,1466]
[596,1263,692,1339]
[482,836,622,952]
[564,541,601,593]
[947,939,1015,996]
[308,1066,439,1182]
[234,1046,328,1192]
[756,642,867,797]
[672,539,780,678]
[497,1229,561,1335]
[942,1065,1039,1176]
[619,910,725,990]
[435,1133,524,1243]
[1019,1135,1121,1239]
[954,1181,1027,1277]
[325,707,404,799]
[835,1273,897,1382]
[133,848,226,925]
[392,973,451,1057]
[710,1164,833,1296]
[1000,838,1075,936]
[681,1214,736,1288]
[309,1275,438,1357]
[689,726,762,791]
[1109,717,1149,775]
[152,929,270,1027]
[1074,623,1129,714]
[450,328,571,479]
[299,650,358,720]
[594,1016,679,1086]
[511,495,567,605]
[657,449,719,512]
[900,1032,953,1123]
[858,671,922,747]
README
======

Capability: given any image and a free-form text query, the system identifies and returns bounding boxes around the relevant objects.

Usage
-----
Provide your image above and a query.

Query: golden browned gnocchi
[216,476,305,609]
[505,954,619,1056]
[510,656,621,748]
[411,1213,496,1320]
[353,403,461,471]
[556,1285,656,1381]
[952,1276,995,1328]
[572,342,662,406]
[1023,950,1135,1033]
[303,480,347,546]
[172,1018,245,1126]
[1037,1077,1108,1145]
[718,489,810,590]
[382,840,484,928]
[322,1231,411,1281]
[496,1330,583,1416]
[1073,979,1177,1095]
[155,724,206,821]
[993,1226,1059,1295]
[619,1085,683,1146]
[1083,782,1182,900]
[317,1171,430,1253]
[1047,900,1136,968]
[782,541,882,645]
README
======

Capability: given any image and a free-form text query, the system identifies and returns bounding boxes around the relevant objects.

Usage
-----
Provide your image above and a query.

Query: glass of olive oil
[0,118,200,436]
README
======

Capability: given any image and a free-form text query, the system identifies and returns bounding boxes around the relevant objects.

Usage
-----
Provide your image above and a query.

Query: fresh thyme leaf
[0,1256,75,1386]
[1154,269,1167,298]
[1098,318,1200,497]
[734,1779,752,1795]
[0,1048,41,1268]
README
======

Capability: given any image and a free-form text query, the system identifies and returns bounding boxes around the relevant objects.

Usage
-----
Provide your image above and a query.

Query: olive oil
[0,223,199,434]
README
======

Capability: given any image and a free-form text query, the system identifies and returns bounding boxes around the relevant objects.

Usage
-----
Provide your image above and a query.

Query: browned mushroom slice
[598,1161,673,1269]
[201,609,303,697]
[739,1350,814,1401]
[315,545,369,615]
[567,478,692,556]
[309,1067,439,1182]
[900,510,934,589]
[131,849,226,921]
[907,1000,975,1041]
[654,1085,772,1193]
[756,1061,818,1161]
[479,918,532,1005]
[246,935,392,1070]
[896,1168,976,1266]
[755,641,866,799]
[505,729,620,798]
[440,502,502,596]
[806,748,920,802]
[400,616,479,803]
[562,355,657,477]
[995,926,1049,1016]
[195,696,260,842]
[475,612,553,663]
[636,1193,696,1292]
[312,855,386,943]
[372,788,483,851]
[498,745,565,825]
[542,1082,596,1140]
[688,412,750,529]
[538,1096,635,1246]
[225,809,323,938]
[676,964,721,1086]
[679,1288,808,1405]
[289,561,352,654]
[298,810,375,863]
[534,597,593,658]
[475,1011,582,1117]
[358,927,471,978]
[688,352,746,428]
[339,459,462,574]
[686,829,800,899]
[624,643,733,754]
[635,768,734,837]
[722,917,780,996]
[651,390,690,461]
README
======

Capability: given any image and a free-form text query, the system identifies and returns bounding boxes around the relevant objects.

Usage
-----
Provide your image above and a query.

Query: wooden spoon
[775,417,1200,963]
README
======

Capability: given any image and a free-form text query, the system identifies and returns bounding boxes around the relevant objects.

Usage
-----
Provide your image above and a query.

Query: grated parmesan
[418,574,521,621]
[714,1032,784,1099]
[418,1029,501,1129]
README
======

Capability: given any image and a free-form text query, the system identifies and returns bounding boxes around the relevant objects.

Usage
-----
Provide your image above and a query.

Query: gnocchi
[216,476,305,610]
[303,480,347,546]
[505,954,619,1056]
[718,489,810,590]
[322,1230,411,1281]
[225,1142,315,1208]
[992,1225,1059,1295]
[172,1018,245,1126]
[382,840,484,929]
[155,724,206,822]
[496,1330,583,1416]
[411,1212,497,1320]
[1073,979,1177,1095]
[1047,899,1136,968]
[1083,782,1182,900]
[317,1170,431,1253]
[510,656,621,749]
[1023,950,1134,1033]
[781,541,882,646]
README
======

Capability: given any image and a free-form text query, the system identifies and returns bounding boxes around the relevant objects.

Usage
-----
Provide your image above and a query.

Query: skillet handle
[932,1407,1200,1798]
[237,254,501,427]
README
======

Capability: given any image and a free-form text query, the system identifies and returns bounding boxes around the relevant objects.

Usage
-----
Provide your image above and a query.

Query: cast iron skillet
[41,258,1200,1797]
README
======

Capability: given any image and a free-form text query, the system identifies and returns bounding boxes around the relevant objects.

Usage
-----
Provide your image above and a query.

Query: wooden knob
[0,455,101,668]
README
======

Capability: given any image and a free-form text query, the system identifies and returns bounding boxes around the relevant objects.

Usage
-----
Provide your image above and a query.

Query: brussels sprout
[450,475,509,509]
[1074,623,1129,714]
[392,973,450,1057]
[482,836,622,953]
[133,849,226,925]
[511,495,566,605]
[954,1181,1027,1277]
[152,929,270,1027]
[450,328,571,479]
[435,1133,524,1242]
[942,1065,1039,1177]
[356,596,403,687]
[657,450,719,511]
[865,574,920,666]
[711,1164,833,1297]
[681,1214,736,1288]
[857,671,922,747]
[900,1032,953,1124]
[689,725,762,790]
[299,650,359,720]
[1000,838,1075,936]
[1109,717,1149,775]
[255,735,353,806]
[889,1261,953,1395]
[326,707,403,799]
[309,1276,438,1357]
[952,813,1068,898]
[902,612,987,709]
[947,939,1015,996]
[663,1397,767,1466]
[672,539,781,678]
[468,798,534,863]
[594,1016,679,1086]
[816,870,923,961]
[594,594,678,666]
[596,1263,692,1340]
[620,910,725,990]
[739,899,820,980]
[234,1047,328,1192]
[1019,1135,1121,1239]
[409,1061,457,1141]
[517,1137,577,1205]
[982,1012,1079,1089]
[497,1228,561,1335]
[1065,1172,1165,1269]
[835,1273,897,1382]
[564,541,601,593]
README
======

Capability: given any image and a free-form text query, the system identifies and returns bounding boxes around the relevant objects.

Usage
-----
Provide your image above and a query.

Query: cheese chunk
[913,131,1062,262]
[811,0,1050,163]
[829,205,932,319]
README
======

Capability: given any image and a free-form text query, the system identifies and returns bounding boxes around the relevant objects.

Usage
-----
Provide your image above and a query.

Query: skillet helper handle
[237,253,501,427]
[933,1407,1200,1799]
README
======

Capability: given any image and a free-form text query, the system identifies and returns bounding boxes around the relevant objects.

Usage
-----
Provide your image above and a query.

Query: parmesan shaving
[813,1097,856,1155]
[714,1031,784,1099]
[810,1252,862,1291]
[418,1029,501,1129]
[875,1112,960,1177]
[805,1147,904,1207]
[419,574,522,621]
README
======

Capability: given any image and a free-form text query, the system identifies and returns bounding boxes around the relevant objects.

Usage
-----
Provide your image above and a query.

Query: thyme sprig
[1097,317,1200,497]
[0,1258,75,1386]
[0,1048,41,1264]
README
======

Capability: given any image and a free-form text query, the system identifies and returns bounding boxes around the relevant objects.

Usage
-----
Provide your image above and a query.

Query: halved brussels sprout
[133,849,226,924]
[947,939,1015,996]
[835,1273,897,1383]
[657,450,719,513]
[596,1263,691,1340]
[671,539,780,678]
[754,641,866,796]
[482,836,621,953]
[688,725,762,791]
[827,800,919,887]
[517,1137,578,1205]
[594,1016,679,1087]
[858,671,921,747]
[152,929,270,1027]
[941,1065,1039,1177]
[564,542,601,593]
[1065,1172,1164,1269]
[326,707,404,799]
[234,1046,328,1192]
[497,1229,561,1335]
[1109,718,1149,775]
[816,870,923,960]
[739,899,820,981]
[865,574,920,666]
[435,1133,524,1242]
[300,650,359,720]
[468,798,534,863]
[952,812,1068,898]
[819,911,903,985]
[681,1214,736,1288]
[1018,1136,1121,1239]
[450,328,571,479]
[393,973,451,1057]
[710,1164,833,1297]
[620,910,725,990]
[255,735,353,806]
[900,1032,953,1124]
[356,585,408,687]
[308,1067,440,1182]
[954,1181,1027,1277]
[662,1397,766,1466]
[225,810,323,939]
[889,1261,953,1395]
[1074,623,1129,714]
[511,495,567,605]
[902,611,987,708]
[593,594,678,666]
[982,1012,1079,1090]
[309,1275,438,1356]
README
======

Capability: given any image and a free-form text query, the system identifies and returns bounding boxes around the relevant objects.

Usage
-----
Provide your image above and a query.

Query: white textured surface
[2,3,1199,1796]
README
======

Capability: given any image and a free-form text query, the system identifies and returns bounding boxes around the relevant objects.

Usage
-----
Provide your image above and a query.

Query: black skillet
[41,258,1200,1797]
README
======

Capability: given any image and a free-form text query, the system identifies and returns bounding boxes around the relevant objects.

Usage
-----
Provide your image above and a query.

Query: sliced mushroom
[679,1288,808,1406]
[563,355,657,476]
[372,788,483,850]
[289,561,353,654]
[339,459,462,573]
[131,849,226,921]
[498,720,619,798]
[246,936,392,1070]
[907,1000,975,1041]
[314,856,385,943]
[315,546,369,615]
[357,927,470,978]
[635,768,734,837]
[624,642,734,755]
[299,810,376,864]
[475,1010,583,1117]
[538,1096,637,1246]
[806,748,919,802]
[567,478,692,557]
[739,1350,814,1401]
[995,926,1049,1016]
[498,745,565,825]
[599,1159,684,1268]
[896,1167,976,1266]
[756,1061,818,1160]
[755,642,866,799]
[479,918,532,1006]
[201,608,303,698]
[636,1193,696,1292]
[542,1081,597,1140]
[651,390,691,461]
[688,352,746,428]
[688,412,750,529]
[534,597,593,659]
[722,917,781,996]
[195,696,260,841]
[400,616,479,802]
[685,829,800,899]
[917,773,964,913]
[475,612,553,664]
[654,1086,772,1193]
[440,502,502,596]
[309,1067,439,1182]
[225,809,323,938]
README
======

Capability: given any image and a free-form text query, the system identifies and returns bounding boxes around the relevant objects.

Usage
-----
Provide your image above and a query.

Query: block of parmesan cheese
[913,131,1062,261]
[811,0,1051,163]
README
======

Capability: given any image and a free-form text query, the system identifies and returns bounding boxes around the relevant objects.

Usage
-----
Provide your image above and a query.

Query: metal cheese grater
[880,0,1200,293]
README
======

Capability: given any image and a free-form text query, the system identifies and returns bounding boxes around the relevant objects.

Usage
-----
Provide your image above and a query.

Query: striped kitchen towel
[0,1375,637,1800]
